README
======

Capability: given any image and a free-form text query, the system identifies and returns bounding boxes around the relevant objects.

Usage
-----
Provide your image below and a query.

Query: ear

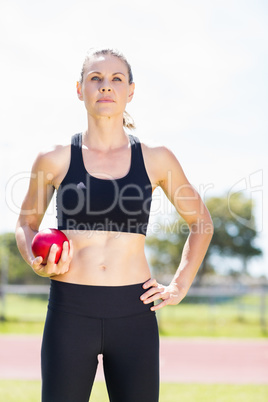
[127,82,135,103]
[76,81,83,101]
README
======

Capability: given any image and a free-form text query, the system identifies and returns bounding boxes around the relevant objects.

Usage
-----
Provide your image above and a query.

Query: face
[77,54,135,120]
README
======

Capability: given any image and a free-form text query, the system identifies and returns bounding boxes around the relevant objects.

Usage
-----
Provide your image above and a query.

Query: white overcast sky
[1,0,267,277]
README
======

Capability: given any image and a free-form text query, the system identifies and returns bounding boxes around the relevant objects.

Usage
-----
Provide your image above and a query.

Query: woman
[16,48,213,402]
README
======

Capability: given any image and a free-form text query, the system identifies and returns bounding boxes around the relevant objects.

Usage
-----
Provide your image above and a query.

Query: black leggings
[41,280,159,402]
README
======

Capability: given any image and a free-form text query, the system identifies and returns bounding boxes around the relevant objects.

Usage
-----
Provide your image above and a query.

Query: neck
[84,114,128,151]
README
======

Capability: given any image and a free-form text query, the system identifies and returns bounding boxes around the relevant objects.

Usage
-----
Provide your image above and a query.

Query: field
[0,380,268,402]
[0,293,267,337]
[1,293,267,401]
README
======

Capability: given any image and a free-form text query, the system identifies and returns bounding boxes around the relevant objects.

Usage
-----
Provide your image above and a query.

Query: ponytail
[123,111,136,130]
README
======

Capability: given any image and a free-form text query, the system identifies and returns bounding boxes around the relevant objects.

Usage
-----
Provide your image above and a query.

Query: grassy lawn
[0,293,267,337]
[0,294,47,334]
[157,294,268,338]
[1,295,267,401]
[0,380,267,401]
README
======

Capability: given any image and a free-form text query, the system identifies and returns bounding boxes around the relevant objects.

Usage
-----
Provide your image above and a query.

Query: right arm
[15,150,73,278]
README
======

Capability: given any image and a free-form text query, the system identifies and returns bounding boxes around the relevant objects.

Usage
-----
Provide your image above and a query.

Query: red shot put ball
[31,228,69,265]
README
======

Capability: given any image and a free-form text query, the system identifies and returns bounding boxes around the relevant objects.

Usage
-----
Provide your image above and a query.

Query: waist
[48,279,154,318]
[52,230,151,286]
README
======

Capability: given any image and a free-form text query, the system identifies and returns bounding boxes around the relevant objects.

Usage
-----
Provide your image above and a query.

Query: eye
[113,77,122,81]
[91,76,101,81]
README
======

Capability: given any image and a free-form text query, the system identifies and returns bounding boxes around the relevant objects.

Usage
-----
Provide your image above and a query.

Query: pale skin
[16,54,213,311]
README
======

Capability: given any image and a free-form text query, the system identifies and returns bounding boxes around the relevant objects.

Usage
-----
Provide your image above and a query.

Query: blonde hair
[80,48,136,130]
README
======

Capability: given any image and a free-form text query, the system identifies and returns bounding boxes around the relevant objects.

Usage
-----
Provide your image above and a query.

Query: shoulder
[146,143,176,159]
[138,137,185,186]
[33,143,70,169]
[139,137,176,160]
[31,141,71,186]
[141,138,182,169]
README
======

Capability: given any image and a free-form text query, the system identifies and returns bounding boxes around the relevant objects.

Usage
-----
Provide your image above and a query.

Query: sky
[1,0,267,277]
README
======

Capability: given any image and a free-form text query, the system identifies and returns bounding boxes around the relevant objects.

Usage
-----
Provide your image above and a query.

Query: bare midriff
[52,230,151,286]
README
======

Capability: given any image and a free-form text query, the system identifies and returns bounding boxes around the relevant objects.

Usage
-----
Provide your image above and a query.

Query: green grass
[0,380,267,402]
[0,294,267,337]
[157,295,268,338]
[0,294,47,334]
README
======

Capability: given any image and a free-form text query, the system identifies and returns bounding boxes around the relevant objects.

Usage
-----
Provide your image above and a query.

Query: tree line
[146,192,262,283]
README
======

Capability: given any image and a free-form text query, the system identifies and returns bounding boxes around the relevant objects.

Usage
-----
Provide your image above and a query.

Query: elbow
[189,214,214,239]
[15,219,24,247]
[205,214,214,240]
[15,217,26,237]
[15,219,22,239]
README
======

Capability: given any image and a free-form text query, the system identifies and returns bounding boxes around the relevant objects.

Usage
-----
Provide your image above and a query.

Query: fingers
[57,240,73,266]
[142,278,158,289]
[31,240,73,278]
[31,256,55,278]
[140,286,165,303]
[140,278,166,307]
[47,241,72,274]
[32,256,43,269]
[141,281,184,311]
[140,278,181,311]
[47,244,58,264]
[68,240,74,259]
[141,289,169,305]
[58,241,69,263]
[151,298,169,311]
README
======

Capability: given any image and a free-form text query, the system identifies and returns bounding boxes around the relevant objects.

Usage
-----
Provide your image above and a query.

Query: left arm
[141,146,214,311]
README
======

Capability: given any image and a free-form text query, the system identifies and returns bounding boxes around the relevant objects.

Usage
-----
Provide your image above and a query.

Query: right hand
[31,240,73,277]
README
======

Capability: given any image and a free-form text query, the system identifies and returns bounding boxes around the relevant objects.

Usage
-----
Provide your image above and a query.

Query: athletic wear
[47,134,159,401]
[41,280,160,402]
[56,133,152,235]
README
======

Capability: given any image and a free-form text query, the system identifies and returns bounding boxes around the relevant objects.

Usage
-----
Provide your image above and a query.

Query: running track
[0,336,267,384]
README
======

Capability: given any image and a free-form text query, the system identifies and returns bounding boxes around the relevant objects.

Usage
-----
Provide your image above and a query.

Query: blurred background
[0,0,267,401]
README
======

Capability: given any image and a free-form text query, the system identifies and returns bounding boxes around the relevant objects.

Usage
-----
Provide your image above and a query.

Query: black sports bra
[56,133,152,236]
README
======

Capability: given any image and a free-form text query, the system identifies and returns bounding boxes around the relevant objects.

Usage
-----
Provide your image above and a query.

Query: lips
[97,97,115,103]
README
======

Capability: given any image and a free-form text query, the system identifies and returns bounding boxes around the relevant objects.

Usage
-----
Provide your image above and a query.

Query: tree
[207,192,262,273]
[145,192,262,283]
[0,233,49,285]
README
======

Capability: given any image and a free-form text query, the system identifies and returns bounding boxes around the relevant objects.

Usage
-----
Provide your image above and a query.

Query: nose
[100,80,112,93]
[101,87,111,92]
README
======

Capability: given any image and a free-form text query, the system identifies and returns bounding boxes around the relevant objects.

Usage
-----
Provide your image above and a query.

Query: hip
[47,279,154,319]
